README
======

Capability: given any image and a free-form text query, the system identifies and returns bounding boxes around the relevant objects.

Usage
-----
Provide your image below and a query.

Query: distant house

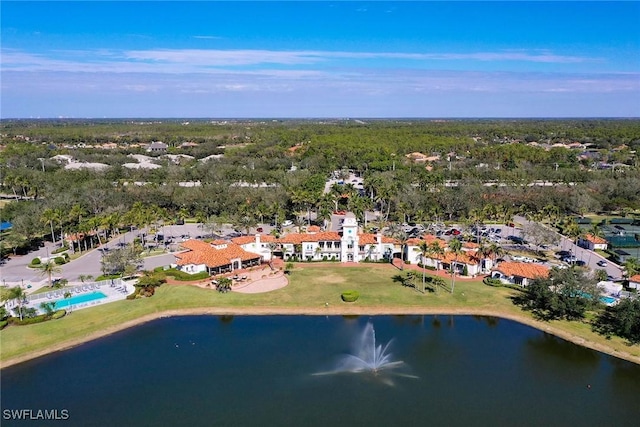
[146,141,168,153]
[578,234,608,251]
[629,274,640,290]
[491,262,550,287]
[405,152,429,163]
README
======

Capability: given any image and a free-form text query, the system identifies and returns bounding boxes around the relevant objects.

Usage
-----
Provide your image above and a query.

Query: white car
[597,260,608,267]
[282,220,293,227]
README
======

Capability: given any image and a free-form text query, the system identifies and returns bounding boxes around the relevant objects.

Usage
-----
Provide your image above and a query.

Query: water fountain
[314,322,417,384]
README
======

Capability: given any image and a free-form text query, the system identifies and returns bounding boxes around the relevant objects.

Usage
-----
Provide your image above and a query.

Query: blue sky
[2,1,639,118]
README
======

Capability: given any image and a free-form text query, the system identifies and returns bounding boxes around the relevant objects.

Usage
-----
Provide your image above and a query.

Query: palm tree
[428,241,445,271]
[477,242,493,272]
[448,238,463,294]
[8,286,26,321]
[417,240,430,293]
[488,242,504,269]
[63,291,72,313]
[38,260,62,288]
[40,208,58,245]
[624,258,640,279]
[393,230,409,267]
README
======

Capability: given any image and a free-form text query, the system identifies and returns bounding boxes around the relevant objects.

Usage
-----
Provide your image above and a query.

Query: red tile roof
[358,233,396,245]
[629,274,640,283]
[430,250,480,266]
[584,234,607,244]
[406,234,446,247]
[278,231,342,244]
[175,239,261,268]
[494,262,550,280]
[231,234,277,245]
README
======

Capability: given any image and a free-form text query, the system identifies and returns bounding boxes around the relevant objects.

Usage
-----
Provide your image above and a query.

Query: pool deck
[12,280,134,314]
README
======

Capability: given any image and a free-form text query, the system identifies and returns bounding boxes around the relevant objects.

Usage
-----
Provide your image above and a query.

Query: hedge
[9,314,49,326]
[341,290,360,302]
[483,277,524,291]
[54,256,67,265]
[51,245,69,255]
[0,320,8,330]
[161,268,210,281]
[51,310,66,320]
[95,274,121,281]
[30,257,41,266]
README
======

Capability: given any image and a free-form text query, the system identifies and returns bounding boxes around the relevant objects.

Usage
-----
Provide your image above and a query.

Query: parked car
[597,260,608,267]
[256,227,263,232]
[282,220,293,227]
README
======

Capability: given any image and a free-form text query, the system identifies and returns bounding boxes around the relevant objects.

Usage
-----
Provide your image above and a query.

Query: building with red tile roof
[175,239,262,275]
[577,234,608,251]
[629,274,640,290]
[404,235,486,276]
[174,212,403,274]
[278,212,399,262]
[231,234,278,261]
[491,262,550,287]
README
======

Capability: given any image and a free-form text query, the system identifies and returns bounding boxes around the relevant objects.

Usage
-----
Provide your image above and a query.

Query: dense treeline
[1,119,639,255]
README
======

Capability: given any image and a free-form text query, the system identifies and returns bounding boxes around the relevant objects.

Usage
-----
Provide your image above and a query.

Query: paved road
[513,215,623,280]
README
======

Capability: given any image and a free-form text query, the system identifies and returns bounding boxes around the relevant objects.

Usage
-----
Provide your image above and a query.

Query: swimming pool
[600,295,617,305]
[53,292,107,309]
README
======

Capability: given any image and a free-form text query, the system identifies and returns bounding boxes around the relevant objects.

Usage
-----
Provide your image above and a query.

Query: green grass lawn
[1,265,638,364]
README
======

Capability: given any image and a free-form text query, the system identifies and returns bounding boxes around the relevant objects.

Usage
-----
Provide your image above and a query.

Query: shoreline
[2,306,639,369]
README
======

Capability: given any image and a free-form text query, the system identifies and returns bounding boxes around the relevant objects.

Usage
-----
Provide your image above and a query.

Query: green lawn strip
[1,266,638,364]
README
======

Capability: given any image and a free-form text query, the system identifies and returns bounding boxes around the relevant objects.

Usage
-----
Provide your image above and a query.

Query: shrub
[0,320,8,330]
[10,314,49,326]
[341,290,360,302]
[462,265,469,276]
[404,260,411,264]
[51,310,66,320]
[54,256,67,265]
[30,257,41,266]
[483,277,503,287]
[95,274,121,281]
[51,245,69,255]
[126,288,141,300]
[161,268,209,281]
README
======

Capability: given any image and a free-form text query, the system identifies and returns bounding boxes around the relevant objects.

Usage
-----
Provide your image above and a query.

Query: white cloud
[1,47,601,75]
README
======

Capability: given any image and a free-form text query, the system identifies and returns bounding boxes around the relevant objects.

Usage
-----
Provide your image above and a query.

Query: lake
[2,315,639,426]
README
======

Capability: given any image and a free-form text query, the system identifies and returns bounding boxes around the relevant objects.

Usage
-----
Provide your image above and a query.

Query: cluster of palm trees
[38,202,177,254]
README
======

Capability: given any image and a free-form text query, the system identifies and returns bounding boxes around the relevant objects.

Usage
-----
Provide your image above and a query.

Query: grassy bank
[1,265,639,366]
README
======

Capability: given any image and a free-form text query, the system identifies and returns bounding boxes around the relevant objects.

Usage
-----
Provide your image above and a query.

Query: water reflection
[472,315,499,328]
[526,333,601,367]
